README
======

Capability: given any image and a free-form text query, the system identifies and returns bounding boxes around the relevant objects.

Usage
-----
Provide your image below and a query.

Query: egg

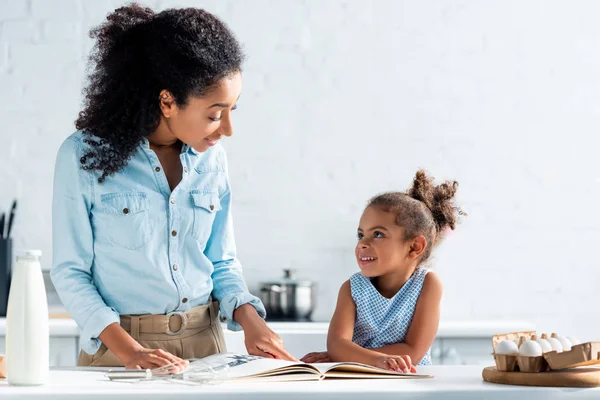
[495,340,519,355]
[549,333,572,352]
[530,334,553,354]
[535,338,553,353]
[547,337,563,352]
[518,340,543,357]
[556,336,572,351]
[566,336,581,346]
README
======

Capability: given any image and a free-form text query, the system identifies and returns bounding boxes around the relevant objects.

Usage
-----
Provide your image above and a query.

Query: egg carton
[491,331,600,373]
[544,341,600,370]
[492,330,536,350]
[492,331,545,372]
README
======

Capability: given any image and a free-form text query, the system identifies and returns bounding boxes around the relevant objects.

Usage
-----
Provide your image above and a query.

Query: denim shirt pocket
[190,191,222,244]
[99,192,155,250]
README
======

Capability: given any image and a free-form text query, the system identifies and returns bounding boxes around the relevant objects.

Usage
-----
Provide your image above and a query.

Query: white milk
[6,250,49,386]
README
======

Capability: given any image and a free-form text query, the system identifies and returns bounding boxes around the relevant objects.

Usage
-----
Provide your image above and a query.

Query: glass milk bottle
[6,250,49,386]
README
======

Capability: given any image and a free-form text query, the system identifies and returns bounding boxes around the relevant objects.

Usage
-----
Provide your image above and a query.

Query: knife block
[0,239,12,317]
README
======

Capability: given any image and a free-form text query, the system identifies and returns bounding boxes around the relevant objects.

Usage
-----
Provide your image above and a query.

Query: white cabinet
[429,339,443,364]
[438,338,491,366]
[223,329,328,358]
[222,331,245,354]
[48,337,79,367]
[0,336,79,367]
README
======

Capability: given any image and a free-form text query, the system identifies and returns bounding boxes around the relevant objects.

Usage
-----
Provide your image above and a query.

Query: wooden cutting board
[48,312,71,319]
[483,366,600,388]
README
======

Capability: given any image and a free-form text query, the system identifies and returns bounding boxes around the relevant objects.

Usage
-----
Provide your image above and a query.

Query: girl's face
[159,71,242,152]
[355,206,425,277]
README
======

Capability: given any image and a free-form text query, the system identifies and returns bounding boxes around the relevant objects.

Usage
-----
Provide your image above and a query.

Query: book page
[224,359,318,378]
[187,353,319,379]
[310,361,431,378]
[308,362,348,374]
[324,370,431,379]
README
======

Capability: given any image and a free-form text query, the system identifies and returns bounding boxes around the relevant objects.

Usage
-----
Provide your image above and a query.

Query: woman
[51,3,295,371]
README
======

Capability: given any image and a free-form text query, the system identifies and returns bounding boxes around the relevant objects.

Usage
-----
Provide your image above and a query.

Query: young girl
[301,170,465,372]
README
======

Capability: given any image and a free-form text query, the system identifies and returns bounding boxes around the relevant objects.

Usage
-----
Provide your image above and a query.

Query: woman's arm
[205,177,266,330]
[51,136,183,370]
[370,272,443,364]
[98,323,186,370]
[206,150,295,361]
[50,137,123,355]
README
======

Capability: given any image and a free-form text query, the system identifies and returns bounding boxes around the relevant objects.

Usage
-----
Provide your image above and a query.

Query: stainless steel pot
[259,269,316,321]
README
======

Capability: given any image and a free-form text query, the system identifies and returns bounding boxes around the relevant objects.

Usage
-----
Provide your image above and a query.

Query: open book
[174,353,433,382]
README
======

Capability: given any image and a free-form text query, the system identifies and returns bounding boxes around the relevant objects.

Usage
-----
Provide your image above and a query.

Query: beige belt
[119,301,217,339]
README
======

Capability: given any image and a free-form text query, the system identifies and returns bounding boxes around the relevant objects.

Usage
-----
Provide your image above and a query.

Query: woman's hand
[123,348,189,374]
[99,323,188,374]
[300,351,332,363]
[234,304,297,361]
[373,354,416,373]
[243,321,298,361]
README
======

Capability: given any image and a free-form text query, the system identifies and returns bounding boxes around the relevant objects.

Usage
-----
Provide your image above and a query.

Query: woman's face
[159,71,242,152]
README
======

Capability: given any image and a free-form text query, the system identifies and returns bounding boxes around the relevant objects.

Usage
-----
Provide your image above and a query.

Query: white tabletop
[0,365,597,399]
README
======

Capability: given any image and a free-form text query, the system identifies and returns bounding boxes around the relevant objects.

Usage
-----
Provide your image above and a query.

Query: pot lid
[261,269,314,287]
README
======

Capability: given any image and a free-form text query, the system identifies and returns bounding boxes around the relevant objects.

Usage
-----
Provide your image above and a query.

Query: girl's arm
[371,272,443,364]
[326,280,387,366]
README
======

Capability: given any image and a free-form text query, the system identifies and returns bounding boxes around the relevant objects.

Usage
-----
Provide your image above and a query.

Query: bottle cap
[15,249,42,258]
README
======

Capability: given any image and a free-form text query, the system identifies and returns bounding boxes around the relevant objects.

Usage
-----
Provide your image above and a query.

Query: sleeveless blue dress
[350,268,432,365]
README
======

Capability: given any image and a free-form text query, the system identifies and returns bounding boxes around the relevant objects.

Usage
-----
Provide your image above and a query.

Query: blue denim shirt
[51,131,265,355]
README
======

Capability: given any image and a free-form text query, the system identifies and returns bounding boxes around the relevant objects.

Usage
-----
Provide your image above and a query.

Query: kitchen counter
[0,318,536,367]
[0,318,79,337]
[254,320,536,337]
[0,366,597,399]
[0,318,535,338]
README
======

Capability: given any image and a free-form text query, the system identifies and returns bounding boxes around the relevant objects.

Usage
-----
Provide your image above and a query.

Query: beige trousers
[77,301,227,367]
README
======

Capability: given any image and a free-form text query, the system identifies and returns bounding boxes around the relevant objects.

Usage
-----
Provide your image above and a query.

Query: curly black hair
[75,3,244,183]
[368,170,467,266]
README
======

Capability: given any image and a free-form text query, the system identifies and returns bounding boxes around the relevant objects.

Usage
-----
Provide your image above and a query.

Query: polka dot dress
[350,268,432,366]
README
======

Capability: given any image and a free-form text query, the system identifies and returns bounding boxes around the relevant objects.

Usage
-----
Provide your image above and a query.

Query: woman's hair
[76,3,244,183]
[368,169,466,266]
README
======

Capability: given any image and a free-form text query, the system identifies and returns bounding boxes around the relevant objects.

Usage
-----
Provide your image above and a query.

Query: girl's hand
[300,351,332,363]
[374,354,416,373]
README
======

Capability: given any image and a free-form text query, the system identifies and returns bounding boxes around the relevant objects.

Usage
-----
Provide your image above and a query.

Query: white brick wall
[0,0,28,20]
[1,0,600,341]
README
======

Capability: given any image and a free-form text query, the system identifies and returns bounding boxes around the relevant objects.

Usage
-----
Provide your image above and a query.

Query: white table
[0,366,597,399]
